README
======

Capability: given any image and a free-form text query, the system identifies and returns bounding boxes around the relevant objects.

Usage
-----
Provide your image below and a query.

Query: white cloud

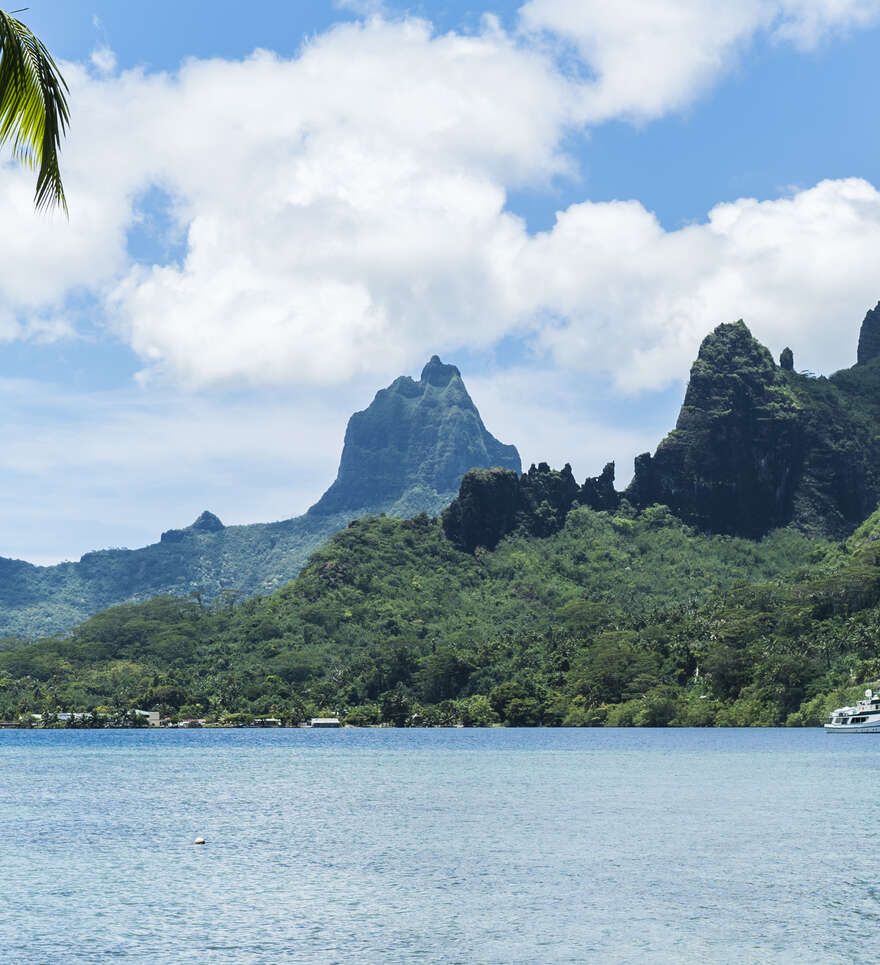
[519,0,766,122]
[90,45,117,75]
[518,178,880,390]
[775,0,880,46]
[2,18,577,381]
[519,0,880,122]
[0,151,129,317]
[2,6,879,398]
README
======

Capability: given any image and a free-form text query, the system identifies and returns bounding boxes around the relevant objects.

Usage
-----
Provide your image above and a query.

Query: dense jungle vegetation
[3,499,877,727]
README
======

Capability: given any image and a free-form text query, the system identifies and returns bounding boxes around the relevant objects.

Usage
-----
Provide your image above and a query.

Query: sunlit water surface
[0,727,874,964]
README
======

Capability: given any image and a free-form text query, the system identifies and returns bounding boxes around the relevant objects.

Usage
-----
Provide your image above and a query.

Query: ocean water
[0,727,875,964]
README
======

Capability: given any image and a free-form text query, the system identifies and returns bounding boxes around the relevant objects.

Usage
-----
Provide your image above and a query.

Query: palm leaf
[0,8,69,213]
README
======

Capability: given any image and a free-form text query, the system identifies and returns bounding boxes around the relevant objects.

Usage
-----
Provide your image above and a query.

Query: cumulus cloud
[519,0,880,122]
[2,17,577,381]
[519,178,880,389]
[2,5,879,397]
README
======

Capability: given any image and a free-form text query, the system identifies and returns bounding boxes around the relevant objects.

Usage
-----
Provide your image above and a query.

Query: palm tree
[0,7,69,212]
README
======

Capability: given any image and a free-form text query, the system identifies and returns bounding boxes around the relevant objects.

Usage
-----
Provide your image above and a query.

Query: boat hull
[824,720,880,733]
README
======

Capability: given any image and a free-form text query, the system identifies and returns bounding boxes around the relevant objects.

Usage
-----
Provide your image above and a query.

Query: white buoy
[194,837,206,845]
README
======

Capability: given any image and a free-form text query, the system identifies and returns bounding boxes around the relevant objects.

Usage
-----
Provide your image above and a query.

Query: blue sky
[3,0,880,563]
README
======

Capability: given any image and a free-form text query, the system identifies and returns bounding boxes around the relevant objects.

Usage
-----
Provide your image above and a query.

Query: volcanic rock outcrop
[625,313,880,538]
[445,302,880,552]
[443,461,620,552]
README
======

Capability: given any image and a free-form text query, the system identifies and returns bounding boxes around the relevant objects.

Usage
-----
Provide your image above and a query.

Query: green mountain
[626,306,880,538]
[0,357,519,639]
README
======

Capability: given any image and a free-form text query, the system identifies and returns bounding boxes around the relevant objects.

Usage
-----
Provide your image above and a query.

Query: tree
[379,686,413,727]
[0,8,69,211]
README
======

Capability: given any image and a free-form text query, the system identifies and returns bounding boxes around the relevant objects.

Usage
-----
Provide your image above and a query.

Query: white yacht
[824,689,880,733]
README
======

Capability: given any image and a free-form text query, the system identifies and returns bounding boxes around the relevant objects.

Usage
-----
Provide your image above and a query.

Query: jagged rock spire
[420,355,461,387]
[625,320,802,538]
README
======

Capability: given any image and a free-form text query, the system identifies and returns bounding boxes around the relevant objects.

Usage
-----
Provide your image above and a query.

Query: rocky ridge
[443,302,880,552]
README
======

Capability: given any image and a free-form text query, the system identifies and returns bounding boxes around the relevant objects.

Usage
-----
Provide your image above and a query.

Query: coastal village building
[134,710,161,727]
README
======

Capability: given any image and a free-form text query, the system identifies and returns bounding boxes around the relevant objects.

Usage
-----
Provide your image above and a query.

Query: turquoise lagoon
[0,728,874,964]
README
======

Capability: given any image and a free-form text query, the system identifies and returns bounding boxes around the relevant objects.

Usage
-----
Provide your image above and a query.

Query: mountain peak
[678,320,779,420]
[309,358,520,518]
[420,355,461,387]
[626,308,880,539]
[626,319,801,537]
[192,510,224,533]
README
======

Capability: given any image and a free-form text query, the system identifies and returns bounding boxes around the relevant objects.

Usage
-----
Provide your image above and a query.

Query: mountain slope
[0,357,519,638]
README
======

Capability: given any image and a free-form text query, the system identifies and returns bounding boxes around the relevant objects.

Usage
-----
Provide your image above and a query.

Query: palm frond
[0,9,69,213]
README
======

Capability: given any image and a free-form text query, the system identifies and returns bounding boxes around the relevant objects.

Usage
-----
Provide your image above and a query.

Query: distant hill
[0,357,520,638]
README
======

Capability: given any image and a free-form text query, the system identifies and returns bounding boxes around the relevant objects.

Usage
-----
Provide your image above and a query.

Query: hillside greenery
[7,312,880,726]
[4,498,871,728]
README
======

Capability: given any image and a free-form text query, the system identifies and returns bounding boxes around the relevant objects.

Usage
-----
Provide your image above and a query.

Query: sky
[3,0,880,564]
